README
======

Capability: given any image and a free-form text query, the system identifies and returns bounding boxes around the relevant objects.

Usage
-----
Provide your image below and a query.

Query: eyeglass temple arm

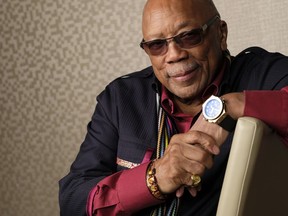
[202,15,220,31]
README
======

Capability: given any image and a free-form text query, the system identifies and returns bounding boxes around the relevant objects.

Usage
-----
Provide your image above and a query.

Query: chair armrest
[216,117,288,216]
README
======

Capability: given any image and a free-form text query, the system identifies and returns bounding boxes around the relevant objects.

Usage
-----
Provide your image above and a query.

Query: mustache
[165,62,199,76]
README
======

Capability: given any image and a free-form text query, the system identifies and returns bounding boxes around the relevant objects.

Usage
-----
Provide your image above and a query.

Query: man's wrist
[202,95,237,132]
[222,92,245,119]
[146,160,167,200]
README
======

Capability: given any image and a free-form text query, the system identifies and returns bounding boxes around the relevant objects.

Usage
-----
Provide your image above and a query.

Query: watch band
[219,115,237,132]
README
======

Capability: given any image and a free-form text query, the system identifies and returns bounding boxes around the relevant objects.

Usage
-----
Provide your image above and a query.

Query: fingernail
[213,146,220,155]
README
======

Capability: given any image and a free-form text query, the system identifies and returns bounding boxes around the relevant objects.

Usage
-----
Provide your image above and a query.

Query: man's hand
[154,113,230,198]
[154,129,220,195]
[154,93,244,197]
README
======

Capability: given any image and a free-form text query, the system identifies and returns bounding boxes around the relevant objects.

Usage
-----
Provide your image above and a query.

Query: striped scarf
[151,106,179,216]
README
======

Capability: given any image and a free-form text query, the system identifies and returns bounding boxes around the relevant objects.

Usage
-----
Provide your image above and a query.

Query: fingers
[176,185,201,198]
[172,130,220,156]
[169,131,218,170]
[186,130,220,155]
[187,185,201,197]
[154,130,219,194]
[176,186,185,198]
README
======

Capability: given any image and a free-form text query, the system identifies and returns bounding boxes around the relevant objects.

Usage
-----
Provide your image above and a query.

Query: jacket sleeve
[244,86,288,145]
[59,72,159,215]
[59,95,121,216]
[235,47,288,145]
[86,162,164,216]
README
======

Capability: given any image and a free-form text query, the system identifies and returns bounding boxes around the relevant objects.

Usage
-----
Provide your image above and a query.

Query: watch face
[203,97,223,120]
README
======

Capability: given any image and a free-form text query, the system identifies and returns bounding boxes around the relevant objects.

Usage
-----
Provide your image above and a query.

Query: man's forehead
[142,0,213,37]
[143,0,215,17]
[143,0,214,23]
[144,0,212,10]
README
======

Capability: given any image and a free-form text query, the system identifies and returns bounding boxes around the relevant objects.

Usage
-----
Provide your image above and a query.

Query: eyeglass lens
[142,28,203,56]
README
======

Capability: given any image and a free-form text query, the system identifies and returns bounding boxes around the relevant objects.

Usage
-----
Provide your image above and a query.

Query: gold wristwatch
[202,95,236,132]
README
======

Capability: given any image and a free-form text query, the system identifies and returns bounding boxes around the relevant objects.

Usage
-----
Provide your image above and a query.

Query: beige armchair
[216,117,288,216]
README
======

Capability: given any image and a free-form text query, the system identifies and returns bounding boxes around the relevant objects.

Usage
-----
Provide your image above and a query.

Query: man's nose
[165,40,189,63]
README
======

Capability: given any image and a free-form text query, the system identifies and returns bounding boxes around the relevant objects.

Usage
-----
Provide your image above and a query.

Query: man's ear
[219,20,228,51]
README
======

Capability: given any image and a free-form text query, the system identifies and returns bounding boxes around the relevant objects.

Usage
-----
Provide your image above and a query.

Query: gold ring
[191,174,201,187]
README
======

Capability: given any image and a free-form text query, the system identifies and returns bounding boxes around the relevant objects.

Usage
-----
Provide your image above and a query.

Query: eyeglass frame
[140,15,220,56]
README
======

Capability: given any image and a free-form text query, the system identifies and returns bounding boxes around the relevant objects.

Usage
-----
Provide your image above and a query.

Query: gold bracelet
[146,161,167,200]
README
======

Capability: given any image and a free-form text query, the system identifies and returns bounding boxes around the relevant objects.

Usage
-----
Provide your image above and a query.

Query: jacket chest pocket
[116,136,155,171]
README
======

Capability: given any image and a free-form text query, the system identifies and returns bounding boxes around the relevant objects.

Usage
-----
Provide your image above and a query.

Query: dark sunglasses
[140,15,220,56]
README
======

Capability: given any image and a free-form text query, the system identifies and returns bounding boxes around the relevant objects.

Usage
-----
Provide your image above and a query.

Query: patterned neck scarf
[151,105,179,216]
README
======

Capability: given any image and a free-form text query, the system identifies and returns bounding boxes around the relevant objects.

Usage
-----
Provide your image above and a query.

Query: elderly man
[59,0,288,215]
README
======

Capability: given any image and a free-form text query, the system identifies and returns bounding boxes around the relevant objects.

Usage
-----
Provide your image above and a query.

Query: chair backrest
[216,117,288,216]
